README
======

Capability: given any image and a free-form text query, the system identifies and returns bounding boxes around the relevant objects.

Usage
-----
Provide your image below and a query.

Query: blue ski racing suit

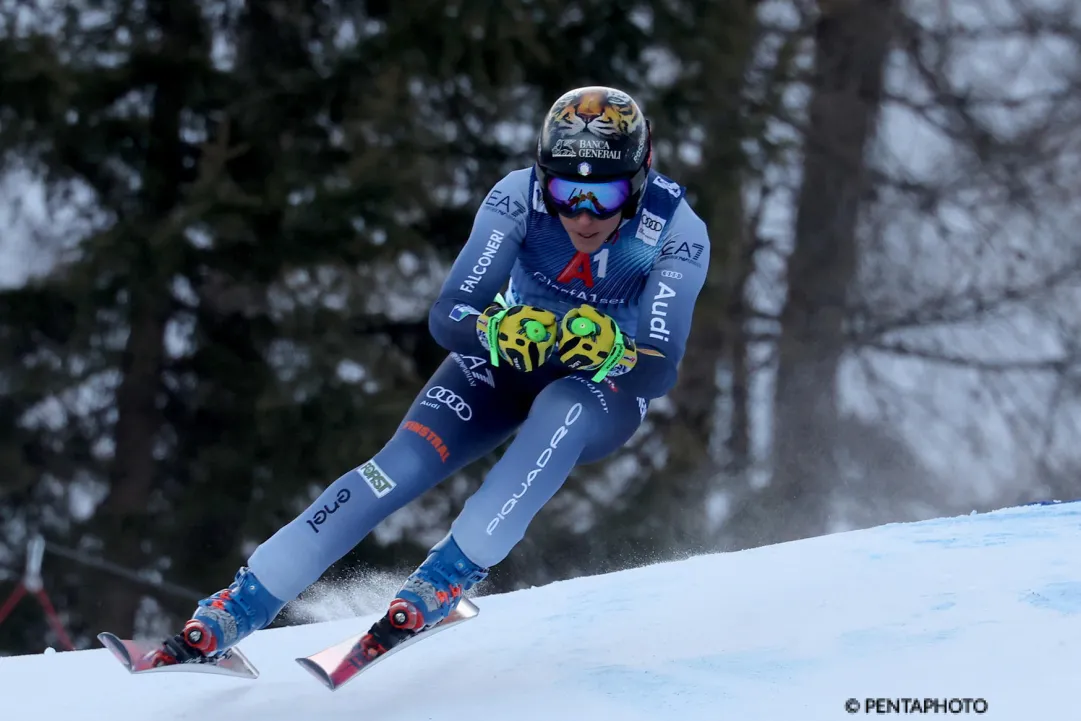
[164,164,711,664]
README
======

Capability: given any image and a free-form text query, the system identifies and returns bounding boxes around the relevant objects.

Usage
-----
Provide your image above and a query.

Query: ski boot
[359,534,488,659]
[140,566,285,667]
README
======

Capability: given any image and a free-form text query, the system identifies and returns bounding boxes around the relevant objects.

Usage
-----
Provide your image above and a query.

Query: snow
[2,501,1080,720]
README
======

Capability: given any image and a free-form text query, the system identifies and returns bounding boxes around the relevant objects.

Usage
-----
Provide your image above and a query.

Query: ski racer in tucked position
[144,85,711,667]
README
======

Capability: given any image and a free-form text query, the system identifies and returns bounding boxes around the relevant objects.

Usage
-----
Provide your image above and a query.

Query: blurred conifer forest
[3,0,1081,654]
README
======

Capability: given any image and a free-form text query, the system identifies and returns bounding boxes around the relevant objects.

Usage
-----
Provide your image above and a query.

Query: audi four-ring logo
[661,270,683,279]
[426,386,472,420]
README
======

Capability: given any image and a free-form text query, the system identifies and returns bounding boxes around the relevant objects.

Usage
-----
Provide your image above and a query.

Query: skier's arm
[611,198,710,399]
[429,170,530,354]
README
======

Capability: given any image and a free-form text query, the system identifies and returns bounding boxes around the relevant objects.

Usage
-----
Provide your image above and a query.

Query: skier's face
[544,174,631,253]
[560,212,621,254]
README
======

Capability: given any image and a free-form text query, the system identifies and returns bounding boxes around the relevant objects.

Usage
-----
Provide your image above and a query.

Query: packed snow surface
[3,501,1079,720]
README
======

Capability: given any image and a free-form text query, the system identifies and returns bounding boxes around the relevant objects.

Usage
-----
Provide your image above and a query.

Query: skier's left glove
[476,294,559,373]
[556,304,638,382]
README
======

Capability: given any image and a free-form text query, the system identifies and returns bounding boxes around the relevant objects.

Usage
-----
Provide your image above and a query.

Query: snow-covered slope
[3,502,1079,720]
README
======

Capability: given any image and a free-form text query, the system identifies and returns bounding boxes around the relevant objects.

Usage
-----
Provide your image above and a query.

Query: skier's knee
[372,429,448,491]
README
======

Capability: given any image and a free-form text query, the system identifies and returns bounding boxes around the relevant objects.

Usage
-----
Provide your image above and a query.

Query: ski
[97,632,259,679]
[296,597,479,691]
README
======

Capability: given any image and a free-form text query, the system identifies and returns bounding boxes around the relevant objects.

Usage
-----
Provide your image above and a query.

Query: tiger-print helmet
[535,85,652,220]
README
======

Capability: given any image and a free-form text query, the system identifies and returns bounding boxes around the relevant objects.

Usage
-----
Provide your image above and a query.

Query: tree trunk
[727,0,898,546]
[94,0,196,638]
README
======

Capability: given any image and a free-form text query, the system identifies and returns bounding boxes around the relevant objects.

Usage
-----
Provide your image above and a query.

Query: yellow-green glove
[476,295,558,373]
[556,304,638,382]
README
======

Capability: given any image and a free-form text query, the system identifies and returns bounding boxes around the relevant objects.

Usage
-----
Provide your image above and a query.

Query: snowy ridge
[2,502,1079,720]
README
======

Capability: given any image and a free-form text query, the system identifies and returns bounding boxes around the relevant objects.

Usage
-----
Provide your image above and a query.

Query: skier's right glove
[476,294,558,373]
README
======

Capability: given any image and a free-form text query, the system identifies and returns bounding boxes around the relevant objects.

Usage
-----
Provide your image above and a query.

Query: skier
[144,85,711,667]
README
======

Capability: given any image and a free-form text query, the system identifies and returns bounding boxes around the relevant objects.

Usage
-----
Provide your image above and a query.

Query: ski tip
[295,657,338,691]
[97,632,134,669]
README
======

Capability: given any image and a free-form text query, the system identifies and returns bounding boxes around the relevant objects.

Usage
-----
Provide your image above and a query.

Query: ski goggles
[545,175,633,219]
